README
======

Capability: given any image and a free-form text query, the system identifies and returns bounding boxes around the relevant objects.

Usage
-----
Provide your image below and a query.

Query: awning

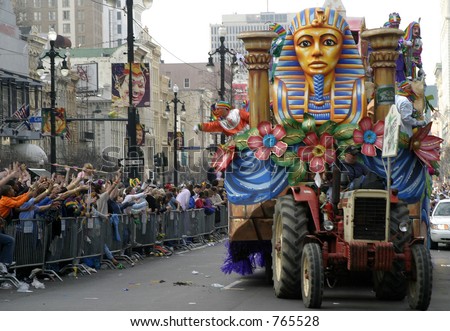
[28,168,51,178]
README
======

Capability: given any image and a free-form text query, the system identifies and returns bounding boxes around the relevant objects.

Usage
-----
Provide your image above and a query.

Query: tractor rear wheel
[272,195,308,299]
[429,239,438,250]
[264,251,273,285]
[407,244,432,310]
[373,201,411,300]
[301,242,324,309]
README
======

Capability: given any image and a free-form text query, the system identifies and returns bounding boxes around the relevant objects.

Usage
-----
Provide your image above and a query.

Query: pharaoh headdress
[272,7,366,125]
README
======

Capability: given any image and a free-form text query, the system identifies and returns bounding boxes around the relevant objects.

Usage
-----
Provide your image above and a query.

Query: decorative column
[361,28,404,122]
[227,31,278,244]
[238,31,277,127]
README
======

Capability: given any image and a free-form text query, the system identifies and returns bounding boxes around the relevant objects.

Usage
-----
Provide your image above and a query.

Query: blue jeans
[0,232,15,265]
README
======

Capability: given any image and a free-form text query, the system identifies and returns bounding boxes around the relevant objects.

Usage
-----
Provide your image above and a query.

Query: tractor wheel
[301,242,324,309]
[407,244,432,310]
[373,202,411,300]
[272,195,309,299]
[390,201,413,251]
[429,239,438,250]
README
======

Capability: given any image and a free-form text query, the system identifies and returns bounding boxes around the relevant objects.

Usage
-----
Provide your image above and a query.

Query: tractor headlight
[324,220,334,231]
[399,221,409,233]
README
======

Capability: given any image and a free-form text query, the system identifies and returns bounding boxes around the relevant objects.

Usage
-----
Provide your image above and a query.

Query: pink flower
[353,117,384,157]
[410,123,443,168]
[297,132,335,173]
[211,143,236,172]
[247,121,288,160]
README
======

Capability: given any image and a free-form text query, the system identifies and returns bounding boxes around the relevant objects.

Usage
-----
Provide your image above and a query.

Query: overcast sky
[143,0,441,85]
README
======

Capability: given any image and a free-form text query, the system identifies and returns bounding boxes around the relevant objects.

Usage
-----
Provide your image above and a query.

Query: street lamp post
[106,0,152,181]
[207,25,237,144]
[37,28,69,175]
[125,0,139,180]
[165,84,185,187]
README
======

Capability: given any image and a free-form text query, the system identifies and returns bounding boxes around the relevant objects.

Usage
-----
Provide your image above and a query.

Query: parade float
[204,7,438,310]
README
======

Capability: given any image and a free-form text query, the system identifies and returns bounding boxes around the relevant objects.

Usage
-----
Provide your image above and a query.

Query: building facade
[160,63,216,185]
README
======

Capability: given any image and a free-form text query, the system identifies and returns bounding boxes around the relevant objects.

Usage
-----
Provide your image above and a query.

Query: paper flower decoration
[409,122,443,168]
[297,132,335,173]
[211,142,236,172]
[353,117,384,156]
[247,121,288,160]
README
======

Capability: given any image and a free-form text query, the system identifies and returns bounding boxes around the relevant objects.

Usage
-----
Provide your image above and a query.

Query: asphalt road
[1,239,449,312]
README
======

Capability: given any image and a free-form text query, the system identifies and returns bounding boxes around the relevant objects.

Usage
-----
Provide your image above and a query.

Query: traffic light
[154,153,161,167]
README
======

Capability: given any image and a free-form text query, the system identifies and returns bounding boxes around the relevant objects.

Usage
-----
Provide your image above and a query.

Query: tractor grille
[353,197,387,241]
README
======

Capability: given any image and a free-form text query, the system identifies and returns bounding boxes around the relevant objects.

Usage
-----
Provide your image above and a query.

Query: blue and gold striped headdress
[289,7,348,35]
[272,7,366,126]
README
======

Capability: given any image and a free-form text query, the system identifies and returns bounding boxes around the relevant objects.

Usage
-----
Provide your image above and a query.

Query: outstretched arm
[196,121,224,133]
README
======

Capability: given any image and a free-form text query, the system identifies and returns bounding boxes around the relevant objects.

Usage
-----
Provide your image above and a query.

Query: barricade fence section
[4,205,228,276]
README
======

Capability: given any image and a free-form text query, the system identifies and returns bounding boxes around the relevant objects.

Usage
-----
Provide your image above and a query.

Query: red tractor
[219,7,435,311]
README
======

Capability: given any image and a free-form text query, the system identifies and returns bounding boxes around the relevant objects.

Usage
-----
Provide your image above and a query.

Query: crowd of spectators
[431,183,450,212]
[0,161,227,279]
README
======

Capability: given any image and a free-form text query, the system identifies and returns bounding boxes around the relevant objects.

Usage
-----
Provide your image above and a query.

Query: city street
[1,239,449,311]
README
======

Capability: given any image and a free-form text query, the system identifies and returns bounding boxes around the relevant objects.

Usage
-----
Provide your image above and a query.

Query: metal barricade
[188,209,198,237]
[4,202,231,274]
[105,214,125,254]
[45,217,78,266]
[163,211,182,241]
[204,212,215,235]
[108,214,138,265]
[217,205,229,230]
[6,219,46,271]
[78,216,104,260]
[189,208,206,236]
[133,212,157,246]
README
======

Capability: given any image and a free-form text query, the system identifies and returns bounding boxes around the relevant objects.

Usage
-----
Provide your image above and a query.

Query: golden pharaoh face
[294,27,343,76]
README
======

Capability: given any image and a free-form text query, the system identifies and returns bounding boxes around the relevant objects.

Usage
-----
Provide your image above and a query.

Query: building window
[62,0,70,7]
[77,10,85,20]
[48,11,56,20]
[117,24,122,34]
[34,0,41,8]
[77,0,84,5]
[77,35,86,47]
[63,23,71,33]
[77,23,85,33]
[184,78,190,88]
[117,11,121,20]
[48,0,56,6]
[33,12,41,21]
[63,10,70,20]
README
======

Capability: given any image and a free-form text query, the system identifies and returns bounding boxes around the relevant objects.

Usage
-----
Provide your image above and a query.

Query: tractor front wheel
[407,244,432,310]
[373,201,411,300]
[272,195,308,299]
[301,242,324,309]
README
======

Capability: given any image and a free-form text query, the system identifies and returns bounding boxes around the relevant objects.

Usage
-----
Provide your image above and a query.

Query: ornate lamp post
[165,84,185,187]
[207,26,237,100]
[36,28,69,175]
[207,25,237,144]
